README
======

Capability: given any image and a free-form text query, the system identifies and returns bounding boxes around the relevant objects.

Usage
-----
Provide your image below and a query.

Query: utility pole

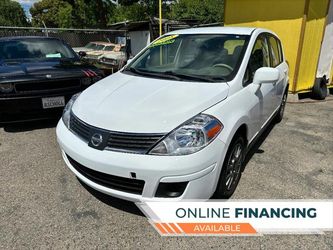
[159,0,162,36]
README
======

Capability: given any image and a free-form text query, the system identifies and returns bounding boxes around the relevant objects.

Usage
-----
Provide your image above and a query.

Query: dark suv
[0,37,103,123]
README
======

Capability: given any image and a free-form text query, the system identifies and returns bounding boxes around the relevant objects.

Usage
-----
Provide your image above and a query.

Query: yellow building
[224,0,333,99]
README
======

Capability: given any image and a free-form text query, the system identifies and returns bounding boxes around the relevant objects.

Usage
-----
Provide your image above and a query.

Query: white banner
[137,200,333,235]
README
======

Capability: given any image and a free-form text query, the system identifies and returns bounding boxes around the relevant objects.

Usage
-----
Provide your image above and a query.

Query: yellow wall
[224,0,328,93]
[297,0,329,91]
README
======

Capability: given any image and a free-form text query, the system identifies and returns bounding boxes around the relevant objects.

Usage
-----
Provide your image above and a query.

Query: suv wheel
[213,135,245,199]
[312,78,328,100]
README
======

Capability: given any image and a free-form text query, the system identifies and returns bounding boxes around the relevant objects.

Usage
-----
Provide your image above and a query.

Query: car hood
[102,51,125,60]
[73,47,93,52]
[72,72,229,133]
[86,50,104,56]
[0,60,98,82]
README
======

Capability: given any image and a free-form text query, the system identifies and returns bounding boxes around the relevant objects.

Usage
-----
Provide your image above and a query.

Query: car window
[268,36,282,67]
[104,46,115,51]
[95,45,105,50]
[128,34,250,82]
[244,35,270,84]
[0,39,77,60]
[85,42,97,49]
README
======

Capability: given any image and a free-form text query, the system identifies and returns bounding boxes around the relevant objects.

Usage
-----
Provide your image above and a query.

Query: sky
[13,0,40,19]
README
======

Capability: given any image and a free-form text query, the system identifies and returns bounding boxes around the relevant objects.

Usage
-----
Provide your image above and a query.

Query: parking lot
[0,99,332,249]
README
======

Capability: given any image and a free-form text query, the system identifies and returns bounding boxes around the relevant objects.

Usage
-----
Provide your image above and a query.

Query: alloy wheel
[225,142,243,191]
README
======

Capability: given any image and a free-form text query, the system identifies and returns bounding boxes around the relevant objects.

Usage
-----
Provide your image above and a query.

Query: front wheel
[213,136,245,199]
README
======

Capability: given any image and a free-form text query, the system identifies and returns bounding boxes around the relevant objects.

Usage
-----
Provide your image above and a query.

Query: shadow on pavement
[78,178,144,217]
[242,121,276,171]
[1,119,58,133]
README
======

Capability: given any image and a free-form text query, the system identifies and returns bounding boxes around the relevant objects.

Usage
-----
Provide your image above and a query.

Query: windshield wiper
[163,71,221,83]
[124,67,182,81]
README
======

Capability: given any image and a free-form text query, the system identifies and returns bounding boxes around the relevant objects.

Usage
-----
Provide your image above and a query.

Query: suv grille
[69,113,165,154]
[15,79,81,94]
[66,154,145,194]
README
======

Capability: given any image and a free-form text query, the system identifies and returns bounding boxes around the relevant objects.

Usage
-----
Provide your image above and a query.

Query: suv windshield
[0,39,77,61]
[126,34,249,82]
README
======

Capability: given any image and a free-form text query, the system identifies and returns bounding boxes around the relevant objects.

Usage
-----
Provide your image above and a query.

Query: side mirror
[78,51,87,57]
[253,67,279,85]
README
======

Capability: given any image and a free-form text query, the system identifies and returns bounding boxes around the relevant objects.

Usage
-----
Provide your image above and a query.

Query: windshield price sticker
[150,35,179,48]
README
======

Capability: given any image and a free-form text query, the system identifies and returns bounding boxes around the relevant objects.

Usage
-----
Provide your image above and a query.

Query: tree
[0,0,29,26]
[30,0,115,28]
[171,0,224,23]
[109,3,148,23]
[72,0,114,28]
[109,0,173,23]
[30,0,73,28]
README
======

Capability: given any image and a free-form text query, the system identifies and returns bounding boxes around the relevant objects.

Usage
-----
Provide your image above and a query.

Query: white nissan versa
[57,27,289,201]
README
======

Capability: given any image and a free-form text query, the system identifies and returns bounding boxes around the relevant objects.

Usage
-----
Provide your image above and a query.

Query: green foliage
[30,0,72,28]
[57,4,73,28]
[28,0,224,28]
[0,0,29,26]
[109,3,148,23]
[71,0,114,28]
[30,0,114,28]
[171,0,224,23]
[110,0,173,23]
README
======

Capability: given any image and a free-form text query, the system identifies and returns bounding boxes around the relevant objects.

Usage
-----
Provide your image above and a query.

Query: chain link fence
[0,26,127,48]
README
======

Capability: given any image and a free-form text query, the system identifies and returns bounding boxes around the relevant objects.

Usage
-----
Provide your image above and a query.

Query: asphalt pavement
[0,98,332,249]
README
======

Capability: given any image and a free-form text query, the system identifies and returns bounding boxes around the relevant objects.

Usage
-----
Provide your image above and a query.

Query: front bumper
[0,91,78,123]
[56,119,227,202]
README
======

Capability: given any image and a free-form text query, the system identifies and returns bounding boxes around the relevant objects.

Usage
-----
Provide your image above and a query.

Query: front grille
[69,113,165,154]
[107,133,165,153]
[15,79,81,94]
[69,113,91,141]
[66,154,145,195]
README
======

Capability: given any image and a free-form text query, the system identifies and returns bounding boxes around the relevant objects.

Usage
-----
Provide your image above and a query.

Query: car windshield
[104,46,115,51]
[126,34,249,82]
[85,42,97,49]
[0,39,77,61]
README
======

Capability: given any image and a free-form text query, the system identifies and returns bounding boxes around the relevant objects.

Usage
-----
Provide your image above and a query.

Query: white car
[57,27,289,201]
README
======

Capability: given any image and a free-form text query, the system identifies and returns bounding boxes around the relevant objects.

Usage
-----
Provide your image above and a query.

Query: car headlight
[62,93,80,128]
[0,83,14,93]
[149,114,223,156]
[100,57,118,65]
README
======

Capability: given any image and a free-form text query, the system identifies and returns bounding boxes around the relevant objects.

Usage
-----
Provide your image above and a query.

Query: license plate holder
[42,96,65,109]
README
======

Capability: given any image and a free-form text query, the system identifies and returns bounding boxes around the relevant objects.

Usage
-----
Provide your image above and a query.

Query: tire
[312,78,328,100]
[213,135,246,199]
[275,90,288,123]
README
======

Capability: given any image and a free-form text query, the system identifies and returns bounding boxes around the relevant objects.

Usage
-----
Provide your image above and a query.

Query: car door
[244,34,275,130]
[267,34,288,111]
